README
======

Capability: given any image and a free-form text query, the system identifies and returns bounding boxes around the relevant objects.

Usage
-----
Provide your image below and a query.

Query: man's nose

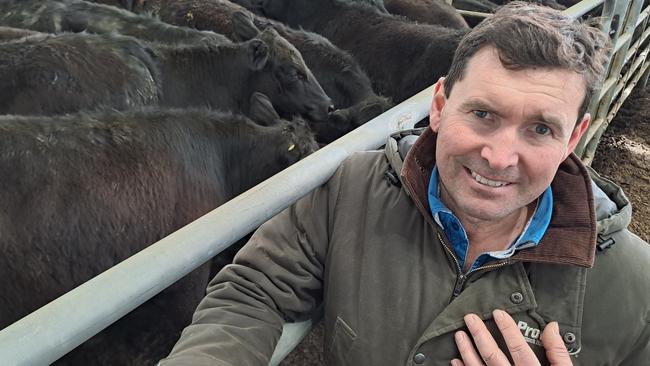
[479,130,519,170]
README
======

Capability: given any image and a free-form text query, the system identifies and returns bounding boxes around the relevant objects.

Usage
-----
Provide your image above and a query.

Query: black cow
[0,94,317,365]
[0,26,40,41]
[0,29,332,121]
[0,0,228,46]
[117,0,392,141]
[383,0,469,29]
[232,0,468,103]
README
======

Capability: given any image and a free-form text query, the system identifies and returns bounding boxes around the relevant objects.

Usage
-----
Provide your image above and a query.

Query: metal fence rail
[1,0,645,364]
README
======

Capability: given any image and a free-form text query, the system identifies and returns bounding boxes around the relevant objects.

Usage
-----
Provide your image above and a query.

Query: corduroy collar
[400,127,597,267]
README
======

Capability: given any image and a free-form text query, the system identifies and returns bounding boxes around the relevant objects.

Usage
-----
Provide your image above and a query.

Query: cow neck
[156,42,250,109]
[399,127,597,268]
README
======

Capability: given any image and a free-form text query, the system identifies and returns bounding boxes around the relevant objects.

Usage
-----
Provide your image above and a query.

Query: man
[160,2,650,365]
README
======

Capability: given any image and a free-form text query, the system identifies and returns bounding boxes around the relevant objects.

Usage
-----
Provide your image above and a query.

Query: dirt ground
[592,87,650,243]
[280,85,650,366]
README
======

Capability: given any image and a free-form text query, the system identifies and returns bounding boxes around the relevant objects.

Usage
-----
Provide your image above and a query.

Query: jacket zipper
[436,232,509,301]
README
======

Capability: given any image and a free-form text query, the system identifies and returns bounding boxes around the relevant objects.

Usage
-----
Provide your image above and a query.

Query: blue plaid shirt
[428,167,553,272]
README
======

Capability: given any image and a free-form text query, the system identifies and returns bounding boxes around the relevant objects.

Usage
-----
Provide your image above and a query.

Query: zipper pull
[451,273,466,299]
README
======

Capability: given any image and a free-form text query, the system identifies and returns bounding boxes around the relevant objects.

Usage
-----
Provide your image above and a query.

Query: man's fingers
[492,309,541,366]
[450,357,465,366]
[540,322,573,366]
[454,330,484,366]
[464,314,511,365]
[455,312,572,366]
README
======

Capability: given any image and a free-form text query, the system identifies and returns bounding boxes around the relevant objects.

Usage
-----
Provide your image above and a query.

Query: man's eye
[473,110,489,119]
[534,124,551,136]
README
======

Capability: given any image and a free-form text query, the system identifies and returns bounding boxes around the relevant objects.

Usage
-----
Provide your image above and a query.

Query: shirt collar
[427,166,553,269]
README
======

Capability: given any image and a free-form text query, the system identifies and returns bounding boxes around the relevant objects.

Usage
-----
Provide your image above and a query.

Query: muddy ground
[280,85,650,366]
[592,87,650,243]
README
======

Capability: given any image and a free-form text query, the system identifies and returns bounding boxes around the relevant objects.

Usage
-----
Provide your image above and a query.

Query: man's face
[429,46,590,224]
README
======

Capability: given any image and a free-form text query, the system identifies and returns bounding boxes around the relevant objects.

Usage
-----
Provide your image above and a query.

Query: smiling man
[430,44,590,273]
[161,3,650,366]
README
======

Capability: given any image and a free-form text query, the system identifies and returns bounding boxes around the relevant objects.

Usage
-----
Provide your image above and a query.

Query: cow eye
[287,68,303,82]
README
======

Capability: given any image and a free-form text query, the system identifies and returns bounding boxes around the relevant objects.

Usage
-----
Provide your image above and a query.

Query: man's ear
[564,113,591,159]
[429,77,447,133]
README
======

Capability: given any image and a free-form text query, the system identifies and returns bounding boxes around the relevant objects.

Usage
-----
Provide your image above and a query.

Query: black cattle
[128,0,392,141]
[0,32,160,115]
[313,93,394,143]
[157,22,333,121]
[0,29,332,121]
[232,0,468,103]
[0,26,40,41]
[0,94,317,365]
[148,0,381,108]
[383,0,469,29]
[0,0,228,46]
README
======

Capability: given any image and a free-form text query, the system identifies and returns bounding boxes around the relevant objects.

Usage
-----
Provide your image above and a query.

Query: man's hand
[450,309,573,366]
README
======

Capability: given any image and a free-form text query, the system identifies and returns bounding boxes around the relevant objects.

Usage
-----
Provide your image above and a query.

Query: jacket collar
[400,127,598,267]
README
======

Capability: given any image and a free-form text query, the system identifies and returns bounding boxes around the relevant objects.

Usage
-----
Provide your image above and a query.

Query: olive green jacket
[160,128,650,365]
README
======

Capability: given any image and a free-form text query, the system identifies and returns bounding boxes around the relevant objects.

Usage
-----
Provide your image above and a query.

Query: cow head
[249,91,318,167]
[233,11,333,122]
[312,95,394,143]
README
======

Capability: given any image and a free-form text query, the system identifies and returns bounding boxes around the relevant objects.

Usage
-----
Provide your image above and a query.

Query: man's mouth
[470,170,511,187]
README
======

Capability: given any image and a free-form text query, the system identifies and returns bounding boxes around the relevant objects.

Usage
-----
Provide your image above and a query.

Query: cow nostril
[327,105,335,114]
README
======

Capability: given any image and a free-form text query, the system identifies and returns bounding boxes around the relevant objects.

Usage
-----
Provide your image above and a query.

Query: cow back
[0,32,160,115]
[0,0,229,46]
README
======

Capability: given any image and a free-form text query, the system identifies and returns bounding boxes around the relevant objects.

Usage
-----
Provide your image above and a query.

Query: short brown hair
[443,2,611,122]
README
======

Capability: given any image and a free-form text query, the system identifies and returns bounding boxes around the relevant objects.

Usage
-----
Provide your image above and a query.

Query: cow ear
[247,39,269,70]
[249,92,280,126]
[232,11,260,41]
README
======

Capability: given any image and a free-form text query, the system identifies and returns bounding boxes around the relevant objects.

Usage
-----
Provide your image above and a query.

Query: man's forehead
[463,46,585,86]
[450,46,586,120]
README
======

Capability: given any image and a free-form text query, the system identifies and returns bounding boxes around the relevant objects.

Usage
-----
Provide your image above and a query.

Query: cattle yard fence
[573,0,650,164]
[0,0,643,365]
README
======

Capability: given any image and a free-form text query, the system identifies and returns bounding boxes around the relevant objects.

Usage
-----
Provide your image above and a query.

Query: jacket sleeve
[158,160,345,365]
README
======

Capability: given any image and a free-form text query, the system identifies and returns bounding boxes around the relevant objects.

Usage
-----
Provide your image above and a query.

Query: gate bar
[564,0,605,19]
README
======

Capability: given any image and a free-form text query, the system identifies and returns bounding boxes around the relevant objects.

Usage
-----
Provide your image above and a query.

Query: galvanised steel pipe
[564,0,605,19]
[0,86,435,366]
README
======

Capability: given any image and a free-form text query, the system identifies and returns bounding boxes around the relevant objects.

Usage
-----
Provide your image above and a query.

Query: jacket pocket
[325,316,357,366]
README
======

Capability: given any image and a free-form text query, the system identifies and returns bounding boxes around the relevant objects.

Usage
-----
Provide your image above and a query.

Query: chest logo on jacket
[517,320,542,347]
